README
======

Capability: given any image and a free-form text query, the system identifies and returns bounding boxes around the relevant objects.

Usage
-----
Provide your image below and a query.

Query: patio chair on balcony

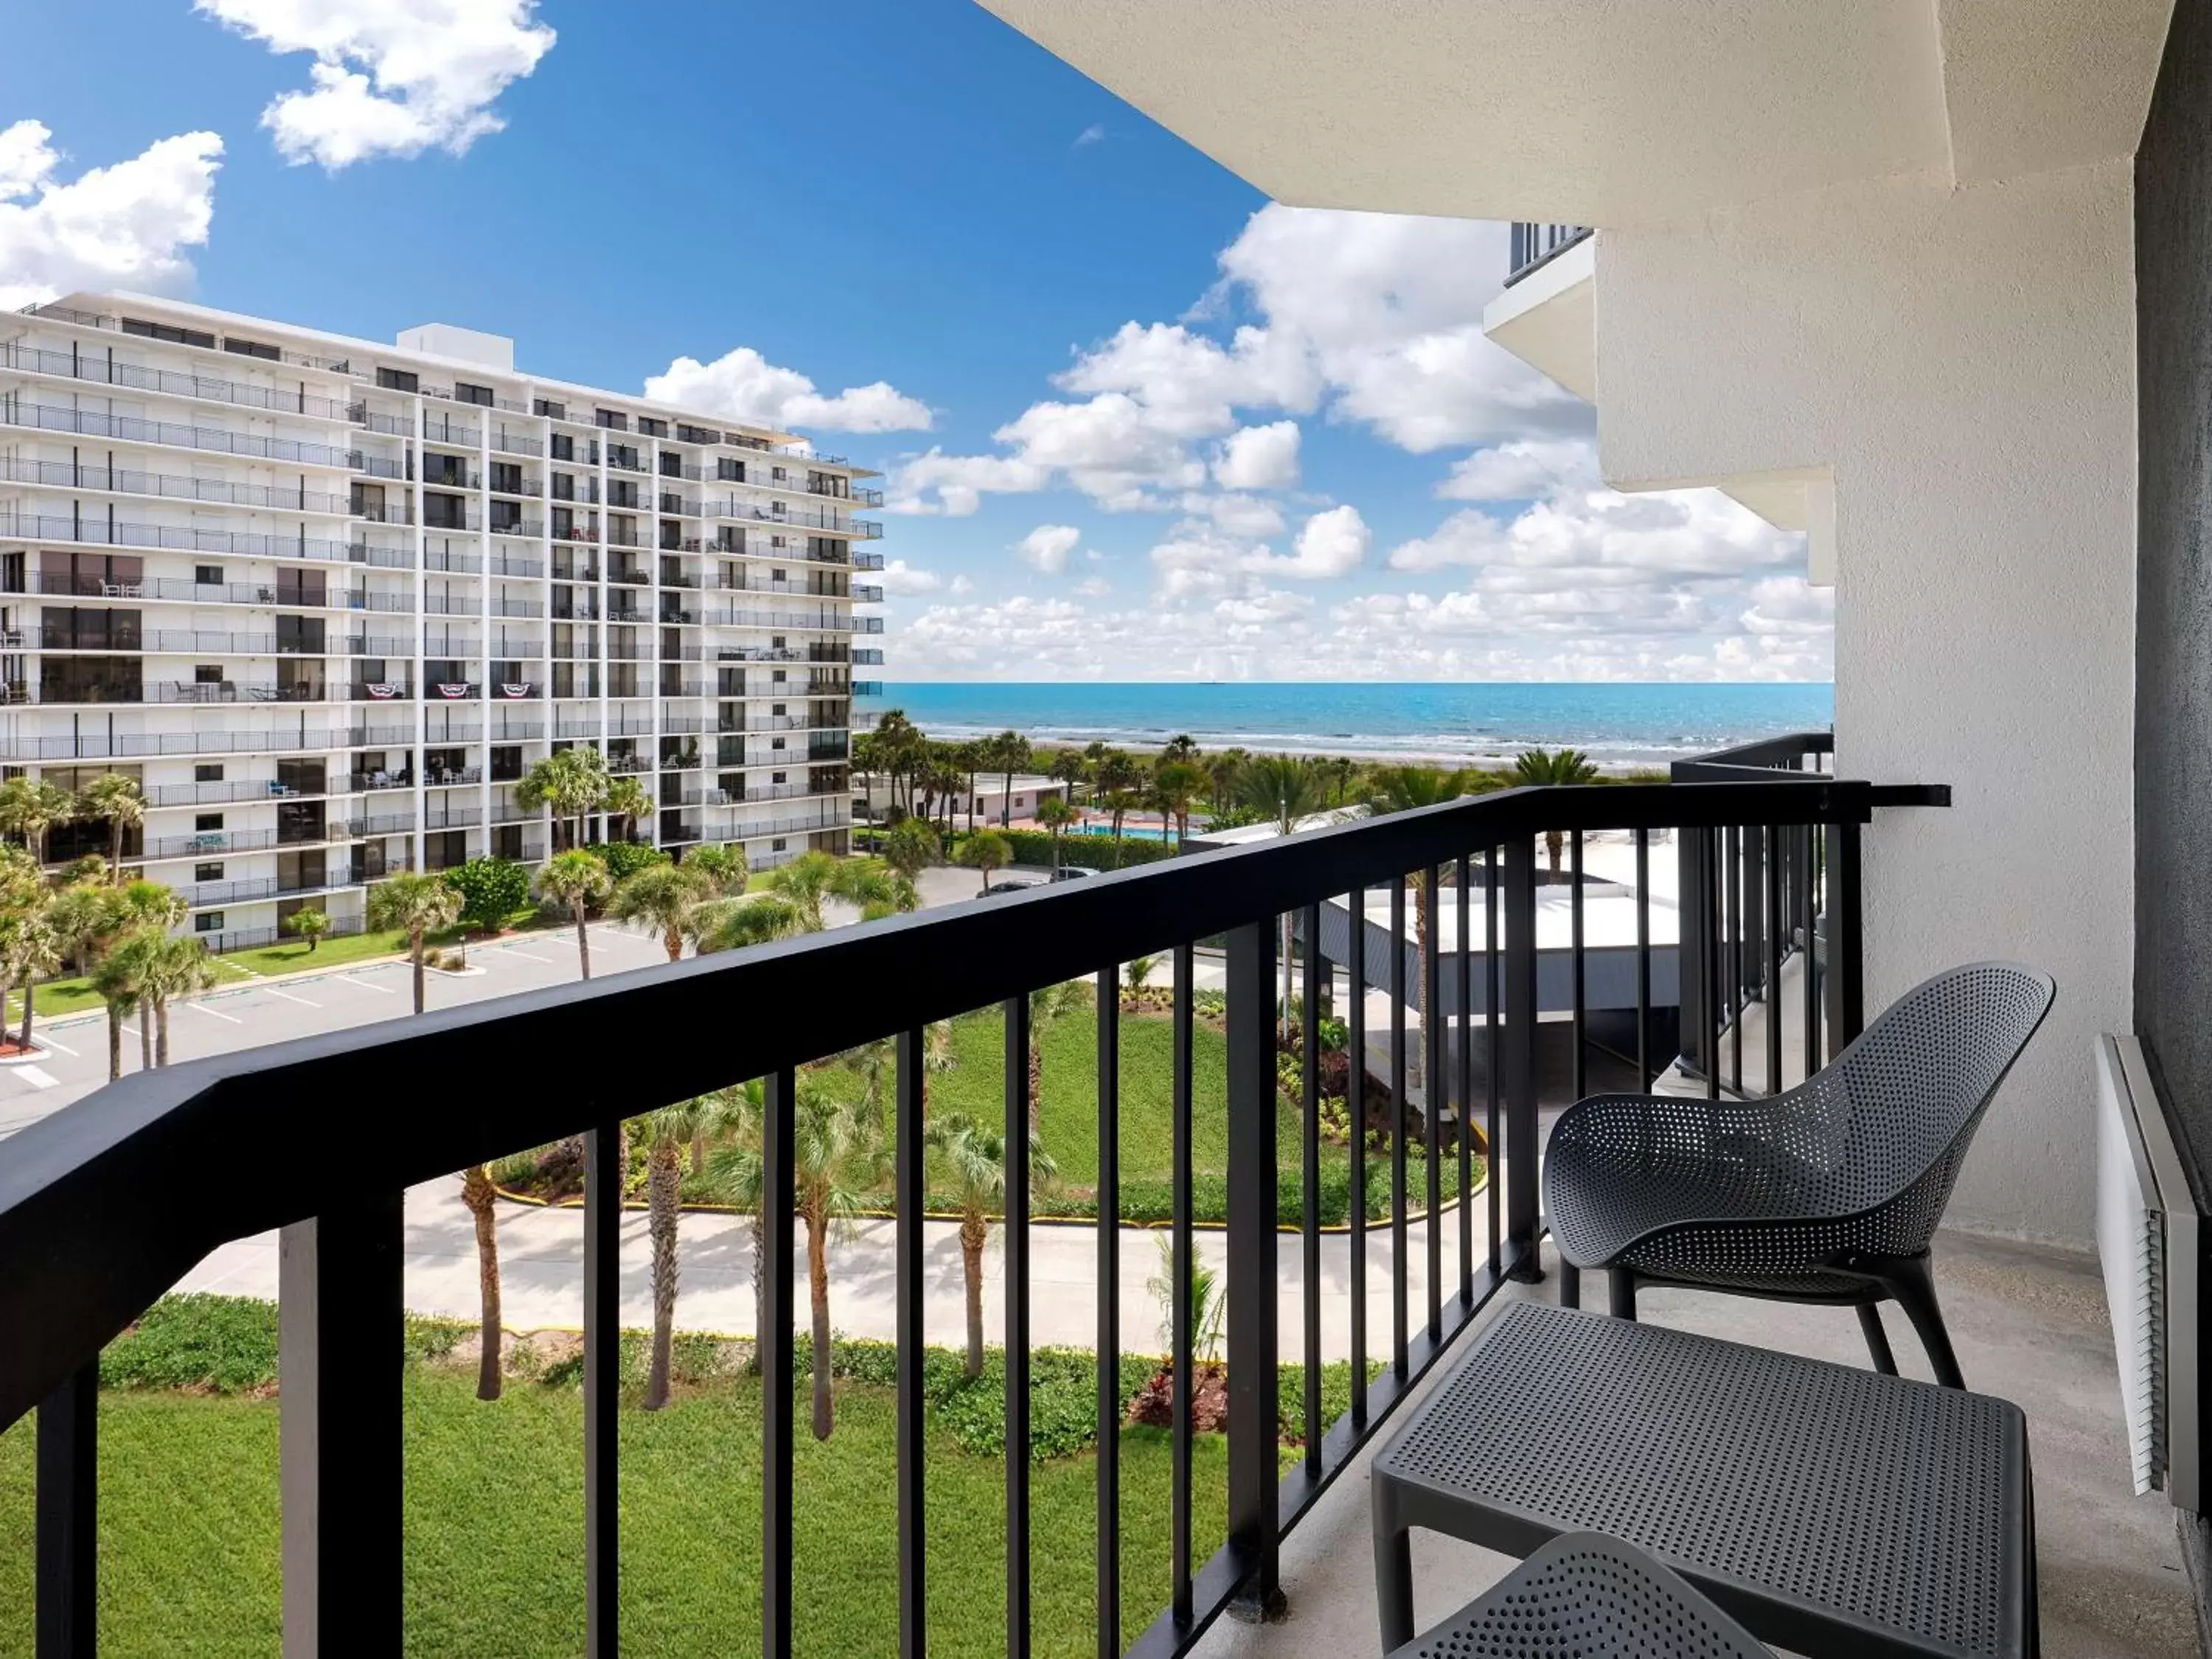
[1384,1531,1770,1659]
[1543,961,2054,1388]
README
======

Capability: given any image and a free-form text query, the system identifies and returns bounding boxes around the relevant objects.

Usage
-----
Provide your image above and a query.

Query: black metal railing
[1506,222,1592,285]
[0,759,1941,1656]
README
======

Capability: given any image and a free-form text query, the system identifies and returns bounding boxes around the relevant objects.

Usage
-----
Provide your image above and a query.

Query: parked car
[1051,866,1099,881]
[984,879,1041,896]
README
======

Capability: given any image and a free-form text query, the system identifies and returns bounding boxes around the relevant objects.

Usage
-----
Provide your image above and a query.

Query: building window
[196,813,223,832]
[376,366,420,393]
[195,664,222,684]
[771,838,787,852]
[195,912,223,933]
[771,669,786,683]
[772,771,787,785]
[195,763,223,782]
[223,336,280,361]
[455,382,493,407]
[122,317,215,349]
[596,408,629,431]
[638,416,667,438]
[535,398,566,420]
[195,863,223,883]
[195,566,223,586]
[551,433,574,462]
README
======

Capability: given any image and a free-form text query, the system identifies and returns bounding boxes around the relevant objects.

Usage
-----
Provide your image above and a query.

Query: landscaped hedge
[955,827,1180,871]
[1011,1151,1430,1228]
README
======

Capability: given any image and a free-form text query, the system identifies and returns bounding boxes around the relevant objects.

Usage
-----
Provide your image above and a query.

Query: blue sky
[0,0,1832,684]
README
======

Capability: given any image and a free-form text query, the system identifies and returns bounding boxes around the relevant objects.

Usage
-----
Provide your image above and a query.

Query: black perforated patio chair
[1385,1531,1773,1659]
[1543,961,2055,1389]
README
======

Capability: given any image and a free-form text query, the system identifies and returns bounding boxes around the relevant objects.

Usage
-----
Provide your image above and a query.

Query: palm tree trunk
[110,824,122,877]
[574,904,592,978]
[646,1138,681,1410]
[1547,829,1564,877]
[690,1133,706,1176]
[139,1005,153,1072]
[18,977,34,1053]
[961,1215,987,1378]
[461,1164,503,1400]
[807,1204,834,1440]
[155,998,170,1068]
[105,1004,121,1082]
[664,923,683,963]
[411,934,427,1015]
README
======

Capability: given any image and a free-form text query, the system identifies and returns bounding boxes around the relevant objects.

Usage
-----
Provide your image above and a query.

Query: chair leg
[1885,1256,1965,1389]
[1609,1269,1637,1321]
[1857,1303,1899,1375]
[1558,1260,1581,1310]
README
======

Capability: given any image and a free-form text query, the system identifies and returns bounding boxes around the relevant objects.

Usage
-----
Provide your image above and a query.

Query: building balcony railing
[853,648,883,666]
[851,551,885,571]
[142,827,347,860]
[421,417,480,448]
[852,680,883,697]
[425,767,484,787]
[147,777,325,807]
[493,554,546,579]
[1506,221,1593,285]
[698,500,882,537]
[20,573,414,611]
[0,400,355,466]
[178,870,355,908]
[490,427,543,457]
[17,300,355,373]
[346,771,414,793]
[1,628,406,656]
[423,807,481,830]
[0,458,350,515]
[0,342,355,420]
[0,724,413,762]
[0,511,408,568]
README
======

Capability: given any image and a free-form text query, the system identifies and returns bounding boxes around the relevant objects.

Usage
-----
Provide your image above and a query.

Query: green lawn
[0,1367,1230,1657]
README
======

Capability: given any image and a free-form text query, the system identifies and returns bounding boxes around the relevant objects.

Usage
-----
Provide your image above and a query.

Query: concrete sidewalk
[176,1173,1489,1361]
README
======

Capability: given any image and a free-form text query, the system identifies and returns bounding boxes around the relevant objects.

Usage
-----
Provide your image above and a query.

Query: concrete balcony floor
[1194,1231,2196,1659]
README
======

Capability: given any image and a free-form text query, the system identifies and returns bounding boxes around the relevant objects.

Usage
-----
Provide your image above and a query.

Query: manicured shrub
[101,1294,278,1392]
[954,827,1178,872]
[588,841,669,882]
[443,855,531,933]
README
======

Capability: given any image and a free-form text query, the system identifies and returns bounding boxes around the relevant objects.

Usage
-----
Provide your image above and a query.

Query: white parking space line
[260,987,321,1009]
[32,1034,77,1058]
[339,975,397,995]
[498,948,552,964]
[13,1065,56,1089]
[188,1001,245,1024]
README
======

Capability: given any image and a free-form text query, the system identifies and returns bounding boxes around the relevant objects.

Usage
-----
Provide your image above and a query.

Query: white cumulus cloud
[197,0,555,169]
[1014,524,1082,574]
[877,559,945,596]
[645,347,932,435]
[1439,439,1599,502]
[0,122,223,311]
[1214,420,1301,490]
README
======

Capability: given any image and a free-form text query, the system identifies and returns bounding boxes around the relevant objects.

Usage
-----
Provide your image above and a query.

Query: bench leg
[1857,1304,1899,1374]
[1557,1261,1580,1310]
[1372,1500,1416,1649]
[1609,1269,1637,1321]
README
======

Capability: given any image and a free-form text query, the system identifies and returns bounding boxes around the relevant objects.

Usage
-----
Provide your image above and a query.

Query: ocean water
[866,682,1834,769]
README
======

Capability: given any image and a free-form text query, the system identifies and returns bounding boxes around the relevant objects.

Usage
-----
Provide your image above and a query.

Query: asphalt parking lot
[0,921,681,1139]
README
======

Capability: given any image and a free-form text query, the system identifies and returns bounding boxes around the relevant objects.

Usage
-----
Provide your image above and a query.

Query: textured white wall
[1596,159,2138,1244]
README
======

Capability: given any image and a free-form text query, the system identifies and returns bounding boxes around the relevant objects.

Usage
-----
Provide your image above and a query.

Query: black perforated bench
[1371,1304,2037,1658]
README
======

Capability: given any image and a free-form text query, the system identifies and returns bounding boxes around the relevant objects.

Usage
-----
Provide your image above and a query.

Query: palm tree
[1047,747,1092,807]
[604,774,652,844]
[459,1161,506,1400]
[285,907,332,953]
[1162,733,1200,763]
[1236,755,1331,1037]
[1153,759,1206,850]
[693,894,807,953]
[538,849,613,978]
[45,878,121,977]
[1026,978,1085,1133]
[981,729,1032,827]
[518,746,611,851]
[0,776,77,867]
[90,929,156,1081]
[78,774,145,881]
[685,841,749,897]
[0,908,60,1056]
[639,1089,745,1408]
[1035,795,1077,871]
[957,830,1012,895]
[880,816,939,886]
[762,850,840,931]
[1511,748,1602,874]
[612,861,712,962]
[1366,766,1470,1086]
[366,872,465,1014]
[710,1079,883,1439]
[955,740,985,833]
[926,1112,1057,1377]
[145,934,218,1066]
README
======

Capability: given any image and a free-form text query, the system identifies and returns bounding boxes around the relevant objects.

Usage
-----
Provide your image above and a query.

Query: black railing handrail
[1669,728,1836,782]
[0,774,1884,1425]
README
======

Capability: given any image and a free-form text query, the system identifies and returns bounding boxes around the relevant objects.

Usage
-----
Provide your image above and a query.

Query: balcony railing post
[582,1124,622,1658]
[35,1360,96,1659]
[1827,820,1866,1046]
[1500,836,1543,1280]
[278,1194,404,1658]
[1677,823,1714,1082]
[1224,919,1287,1623]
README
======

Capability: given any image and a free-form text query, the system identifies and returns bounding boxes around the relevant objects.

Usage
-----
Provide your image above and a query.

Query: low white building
[858,771,1068,825]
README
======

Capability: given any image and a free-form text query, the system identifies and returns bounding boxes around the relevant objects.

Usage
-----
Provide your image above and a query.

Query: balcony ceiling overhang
[975,0,2173,224]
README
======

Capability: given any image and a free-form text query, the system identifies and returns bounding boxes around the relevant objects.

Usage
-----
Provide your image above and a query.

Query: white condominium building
[0,295,886,950]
